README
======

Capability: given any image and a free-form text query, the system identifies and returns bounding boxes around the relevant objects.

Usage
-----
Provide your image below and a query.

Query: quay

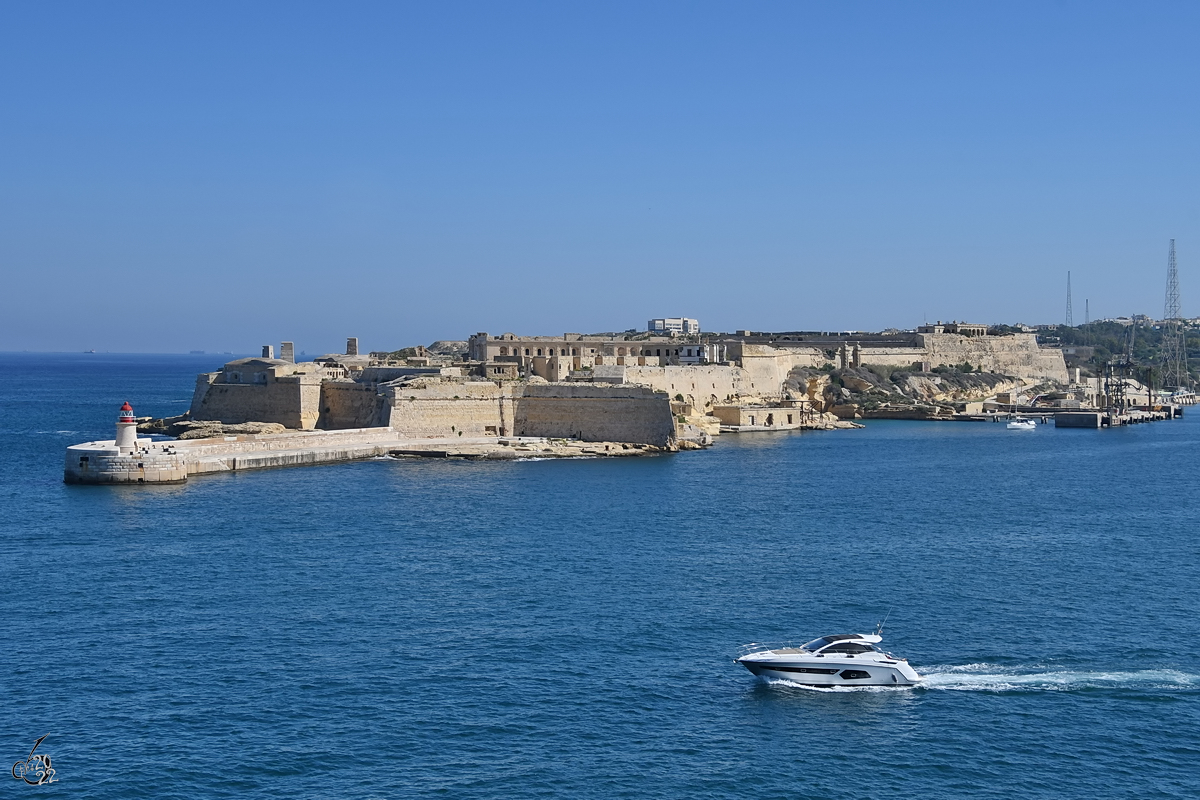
[65,405,663,485]
[953,406,1182,427]
[1054,406,1181,428]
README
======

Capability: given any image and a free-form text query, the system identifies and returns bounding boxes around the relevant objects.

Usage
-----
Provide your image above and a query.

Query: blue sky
[3,2,1199,353]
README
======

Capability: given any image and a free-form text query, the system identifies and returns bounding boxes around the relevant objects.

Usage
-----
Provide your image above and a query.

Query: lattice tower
[1065,271,1073,327]
[1161,239,1188,389]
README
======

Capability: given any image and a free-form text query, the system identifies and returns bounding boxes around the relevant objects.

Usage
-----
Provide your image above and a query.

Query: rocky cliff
[786,365,1033,418]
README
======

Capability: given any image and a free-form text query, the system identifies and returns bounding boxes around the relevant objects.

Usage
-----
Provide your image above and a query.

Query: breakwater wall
[64,427,415,484]
[65,427,660,485]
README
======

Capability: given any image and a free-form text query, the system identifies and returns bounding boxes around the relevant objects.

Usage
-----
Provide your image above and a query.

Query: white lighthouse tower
[115,401,138,452]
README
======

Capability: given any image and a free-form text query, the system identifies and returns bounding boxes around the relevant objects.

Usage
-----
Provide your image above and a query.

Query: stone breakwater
[64,427,672,484]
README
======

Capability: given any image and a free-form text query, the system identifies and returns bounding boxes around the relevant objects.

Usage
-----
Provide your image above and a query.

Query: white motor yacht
[736,633,922,687]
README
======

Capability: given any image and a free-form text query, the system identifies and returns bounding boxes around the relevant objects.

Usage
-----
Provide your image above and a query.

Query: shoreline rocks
[138,415,289,439]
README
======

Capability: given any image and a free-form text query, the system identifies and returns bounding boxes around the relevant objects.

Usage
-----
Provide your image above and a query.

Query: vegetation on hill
[1039,321,1200,382]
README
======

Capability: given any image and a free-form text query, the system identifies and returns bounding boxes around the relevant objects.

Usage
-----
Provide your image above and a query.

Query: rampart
[846,333,1068,383]
[614,364,754,406]
[513,384,675,446]
[318,381,388,429]
[383,380,507,438]
[380,380,676,447]
[191,376,323,429]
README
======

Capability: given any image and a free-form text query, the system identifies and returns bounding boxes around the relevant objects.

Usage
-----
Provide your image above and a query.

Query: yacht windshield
[801,637,831,651]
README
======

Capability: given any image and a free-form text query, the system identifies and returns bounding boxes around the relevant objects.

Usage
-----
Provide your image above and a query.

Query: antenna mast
[1066,271,1074,327]
[1161,239,1188,391]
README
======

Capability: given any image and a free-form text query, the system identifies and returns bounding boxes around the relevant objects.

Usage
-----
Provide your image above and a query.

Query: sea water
[1,353,1198,798]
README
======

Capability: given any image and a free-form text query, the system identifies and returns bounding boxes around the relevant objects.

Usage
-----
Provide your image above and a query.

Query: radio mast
[1161,239,1188,390]
[1065,271,1073,327]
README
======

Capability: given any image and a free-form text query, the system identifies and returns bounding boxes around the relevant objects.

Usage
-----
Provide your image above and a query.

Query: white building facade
[648,317,700,335]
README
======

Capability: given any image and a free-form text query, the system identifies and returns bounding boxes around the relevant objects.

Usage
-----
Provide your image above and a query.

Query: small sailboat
[1007,417,1037,430]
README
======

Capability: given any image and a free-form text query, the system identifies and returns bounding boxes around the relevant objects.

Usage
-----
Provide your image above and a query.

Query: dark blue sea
[2,353,1198,798]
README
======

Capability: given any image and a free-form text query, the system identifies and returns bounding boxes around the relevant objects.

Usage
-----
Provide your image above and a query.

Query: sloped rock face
[899,372,1021,403]
[786,365,1034,414]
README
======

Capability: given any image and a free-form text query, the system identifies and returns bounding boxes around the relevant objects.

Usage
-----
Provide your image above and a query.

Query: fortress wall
[742,347,826,393]
[851,347,929,369]
[621,364,752,409]
[190,378,322,430]
[717,344,828,397]
[318,382,387,429]
[513,384,675,446]
[192,373,217,412]
[383,381,506,438]
[915,333,1068,382]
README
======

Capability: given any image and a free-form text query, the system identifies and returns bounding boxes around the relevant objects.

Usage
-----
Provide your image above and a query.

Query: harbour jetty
[64,404,671,485]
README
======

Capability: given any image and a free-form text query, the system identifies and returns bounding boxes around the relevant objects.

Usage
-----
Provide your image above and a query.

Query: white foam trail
[761,665,1200,693]
[919,664,1200,692]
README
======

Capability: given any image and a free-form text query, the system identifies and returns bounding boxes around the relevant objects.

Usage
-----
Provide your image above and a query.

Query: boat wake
[919,663,1200,692]
[762,664,1200,693]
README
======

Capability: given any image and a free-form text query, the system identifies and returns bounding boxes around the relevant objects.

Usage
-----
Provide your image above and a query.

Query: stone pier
[64,427,665,485]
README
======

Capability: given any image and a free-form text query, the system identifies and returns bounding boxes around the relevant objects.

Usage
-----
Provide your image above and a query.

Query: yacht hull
[738,658,921,687]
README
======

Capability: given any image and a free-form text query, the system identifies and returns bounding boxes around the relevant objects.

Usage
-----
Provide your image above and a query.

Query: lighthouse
[115,401,138,451]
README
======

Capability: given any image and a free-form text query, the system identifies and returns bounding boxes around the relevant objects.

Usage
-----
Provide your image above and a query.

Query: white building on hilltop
[648,317,700,335]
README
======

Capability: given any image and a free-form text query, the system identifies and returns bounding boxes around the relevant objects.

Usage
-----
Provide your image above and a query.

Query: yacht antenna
[875,608,892,637]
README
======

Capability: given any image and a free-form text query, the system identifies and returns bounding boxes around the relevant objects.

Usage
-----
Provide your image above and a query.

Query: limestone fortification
[182,328,1066,439]
[186,328,1064,434]
[66,324,1070,484]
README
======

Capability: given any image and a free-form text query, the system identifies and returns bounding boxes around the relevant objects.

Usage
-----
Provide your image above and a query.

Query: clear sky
[3,2,1199,354]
